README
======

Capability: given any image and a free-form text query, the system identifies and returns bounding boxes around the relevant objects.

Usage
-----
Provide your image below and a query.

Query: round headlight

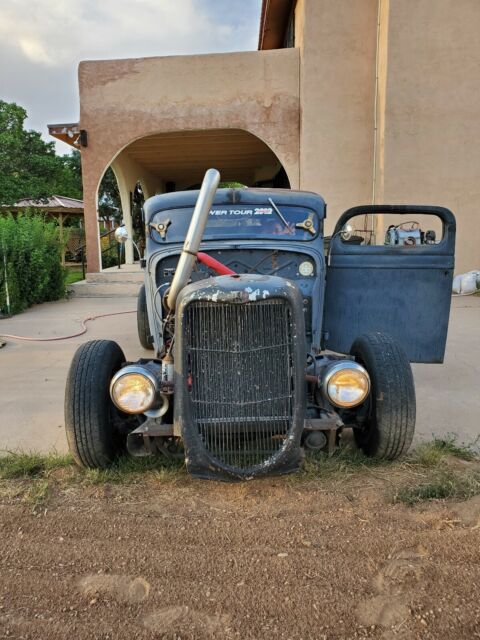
[110,366,157,414]
[324,362,370,408]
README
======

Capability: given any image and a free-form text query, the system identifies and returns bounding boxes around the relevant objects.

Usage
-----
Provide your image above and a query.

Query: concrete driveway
[0,295,479,454]
[0,297,151,453]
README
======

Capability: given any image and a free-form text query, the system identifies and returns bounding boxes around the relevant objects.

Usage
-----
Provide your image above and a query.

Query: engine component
[423,229,436,244]
[126,419,174,457]
[161,353,174,383]
[167,168,220,310]
[304,431,327,451]
[384,221,437,247]
[197,252,236,276]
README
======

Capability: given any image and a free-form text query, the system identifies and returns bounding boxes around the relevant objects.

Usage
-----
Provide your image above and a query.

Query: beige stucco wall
[295,0,378,235]
[77,0,480,273]
[378,0,480,272]
[79,48,300,271]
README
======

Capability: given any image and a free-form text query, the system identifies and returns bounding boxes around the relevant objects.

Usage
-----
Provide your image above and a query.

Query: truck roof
[144,188,326,223]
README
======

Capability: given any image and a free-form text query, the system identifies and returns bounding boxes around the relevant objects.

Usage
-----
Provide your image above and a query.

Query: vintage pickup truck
[65,169,456,480]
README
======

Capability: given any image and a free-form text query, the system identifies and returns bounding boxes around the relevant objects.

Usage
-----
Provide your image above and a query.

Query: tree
[98,167,122,225]
[0,100,82,205]
[57,150,82,200]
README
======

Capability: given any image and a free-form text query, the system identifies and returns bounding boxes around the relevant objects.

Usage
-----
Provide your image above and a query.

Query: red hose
[0,310,136,342]
[197,252,236,276]
[2,255,235,343]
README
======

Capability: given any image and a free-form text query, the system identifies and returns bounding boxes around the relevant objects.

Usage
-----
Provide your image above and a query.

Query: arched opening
[120,129,290,190]
[97,128,291,268]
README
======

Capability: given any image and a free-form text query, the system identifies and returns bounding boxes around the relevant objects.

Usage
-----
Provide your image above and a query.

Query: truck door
[323,205,456,363]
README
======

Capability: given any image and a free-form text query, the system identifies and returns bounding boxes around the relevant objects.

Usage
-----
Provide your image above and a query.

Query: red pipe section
[197,252,237,276]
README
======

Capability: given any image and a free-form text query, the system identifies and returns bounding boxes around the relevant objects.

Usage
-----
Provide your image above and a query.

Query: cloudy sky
[0,0,262,154]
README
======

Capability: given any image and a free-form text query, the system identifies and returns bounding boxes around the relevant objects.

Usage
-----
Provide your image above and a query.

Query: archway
[98,128,291,267]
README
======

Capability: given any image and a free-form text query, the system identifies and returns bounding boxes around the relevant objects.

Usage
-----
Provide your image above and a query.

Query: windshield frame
[148,204,322,244]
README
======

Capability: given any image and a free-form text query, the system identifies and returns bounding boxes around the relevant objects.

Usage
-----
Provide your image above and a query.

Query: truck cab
[144,188,327,353]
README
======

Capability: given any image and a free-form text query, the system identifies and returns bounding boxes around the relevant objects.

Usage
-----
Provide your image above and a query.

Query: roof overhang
[258,0,296,50]
[2,205,84,215]
[2,195,84,215]
[48,123,87,148]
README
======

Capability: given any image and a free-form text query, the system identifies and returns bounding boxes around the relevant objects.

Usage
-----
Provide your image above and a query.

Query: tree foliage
[98,167,121,223]
[58,150,82,200]
[0,100,82,205]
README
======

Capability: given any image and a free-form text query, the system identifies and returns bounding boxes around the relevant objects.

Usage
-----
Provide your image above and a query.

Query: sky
[0,0,262,154]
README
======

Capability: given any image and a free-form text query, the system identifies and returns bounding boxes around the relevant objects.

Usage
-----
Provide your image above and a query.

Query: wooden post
[59,213,66,266]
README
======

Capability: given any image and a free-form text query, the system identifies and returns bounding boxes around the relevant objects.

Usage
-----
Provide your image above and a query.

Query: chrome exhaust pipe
[167,168,220,310]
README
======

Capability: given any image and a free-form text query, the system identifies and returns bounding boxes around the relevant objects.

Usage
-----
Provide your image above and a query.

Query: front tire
[65,339,127,468]
[350,332,415,460]
[137,284,154,350]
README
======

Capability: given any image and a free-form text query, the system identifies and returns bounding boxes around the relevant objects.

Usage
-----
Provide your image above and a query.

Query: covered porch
[49,48,300,273]
[106,127,289,266]
[50,125,292,270]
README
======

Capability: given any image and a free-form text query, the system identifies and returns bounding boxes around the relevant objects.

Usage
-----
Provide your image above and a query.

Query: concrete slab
[0,295,479,454]
[68,264,144,297]
[0,297,150,453]
[412,295,480,446]
[68,280,141,297]
[100,264,142,274]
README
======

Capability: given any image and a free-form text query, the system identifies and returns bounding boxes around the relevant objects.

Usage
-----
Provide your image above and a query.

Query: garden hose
[0,310,136,343]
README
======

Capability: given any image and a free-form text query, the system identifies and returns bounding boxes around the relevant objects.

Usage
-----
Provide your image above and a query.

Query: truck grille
[184,299,294,470]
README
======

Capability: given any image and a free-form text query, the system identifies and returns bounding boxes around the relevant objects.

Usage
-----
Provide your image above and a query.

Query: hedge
[0,212,66,316]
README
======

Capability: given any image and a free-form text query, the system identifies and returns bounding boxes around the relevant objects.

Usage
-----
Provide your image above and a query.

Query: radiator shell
[174,274,306,481]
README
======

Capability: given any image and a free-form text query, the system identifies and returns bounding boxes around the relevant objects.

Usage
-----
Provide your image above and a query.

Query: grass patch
[1,437,478,507]
[394,469,480,506]
[292,444,384,483]
[0,452,184,508]
[82,455,185,485]
[64,268,84,285]
[0,452,73,479]
[411,436,477,468]
[24,480,50,509]
[393,436,480,505]
[0,451,184,486]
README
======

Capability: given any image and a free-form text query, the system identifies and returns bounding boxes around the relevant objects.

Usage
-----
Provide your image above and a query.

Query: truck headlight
[323,361,370,408]
[110,365,158,414]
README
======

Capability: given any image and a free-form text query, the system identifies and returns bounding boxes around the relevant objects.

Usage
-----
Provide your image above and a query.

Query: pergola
[2,195,84,265]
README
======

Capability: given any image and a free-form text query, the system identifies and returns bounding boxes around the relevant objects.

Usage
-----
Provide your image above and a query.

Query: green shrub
[0,211,66,315]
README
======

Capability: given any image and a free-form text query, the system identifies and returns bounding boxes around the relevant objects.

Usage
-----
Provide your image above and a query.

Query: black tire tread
[137,284,153,350]
[350,332,415,460]
[64,339,126,468]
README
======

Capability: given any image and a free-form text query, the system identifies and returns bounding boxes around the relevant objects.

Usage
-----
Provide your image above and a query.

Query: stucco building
[50,0,480,273]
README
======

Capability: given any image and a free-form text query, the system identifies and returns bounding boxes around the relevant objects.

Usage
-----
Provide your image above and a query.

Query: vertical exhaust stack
[167,168,220,311]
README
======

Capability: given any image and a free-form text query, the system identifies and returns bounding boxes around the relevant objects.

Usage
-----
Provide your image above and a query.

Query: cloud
[0,0,262,152]
[1,0,235,66]
[18,37,54,66]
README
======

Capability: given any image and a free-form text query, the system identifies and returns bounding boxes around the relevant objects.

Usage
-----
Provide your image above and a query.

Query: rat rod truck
[65,169,456,480]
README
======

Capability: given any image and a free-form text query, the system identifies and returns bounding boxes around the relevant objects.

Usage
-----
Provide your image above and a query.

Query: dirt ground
[1,462,479,640]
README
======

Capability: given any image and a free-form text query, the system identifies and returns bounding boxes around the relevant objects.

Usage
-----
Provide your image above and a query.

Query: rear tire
[350,332,415,460]
[65,339,127,468]
[137,284,153,350]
